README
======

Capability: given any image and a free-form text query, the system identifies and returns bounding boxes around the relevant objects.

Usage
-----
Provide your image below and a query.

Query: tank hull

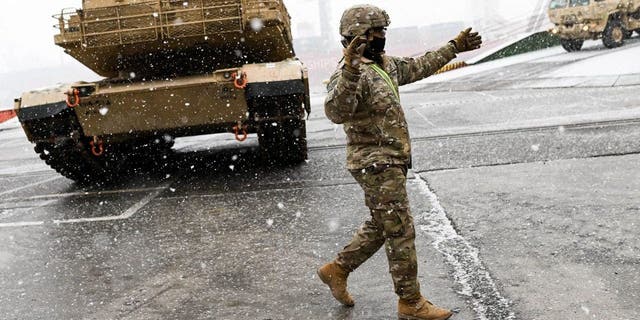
[17,59,308,142]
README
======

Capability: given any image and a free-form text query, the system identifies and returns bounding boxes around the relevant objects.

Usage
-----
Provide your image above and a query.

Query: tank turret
[54,0,295,78]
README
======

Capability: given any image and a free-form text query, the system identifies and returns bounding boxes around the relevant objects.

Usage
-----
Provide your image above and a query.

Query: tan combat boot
[317,262,355,307]
[398,296,453,320]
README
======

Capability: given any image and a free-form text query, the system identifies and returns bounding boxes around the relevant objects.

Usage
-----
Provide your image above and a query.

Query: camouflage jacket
[324,43,457,170]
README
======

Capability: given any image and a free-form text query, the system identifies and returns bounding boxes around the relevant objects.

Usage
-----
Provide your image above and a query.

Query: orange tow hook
[233,124,248,142]
[66,88,81,108]
[231,71,248,89]
[90,137,104,157]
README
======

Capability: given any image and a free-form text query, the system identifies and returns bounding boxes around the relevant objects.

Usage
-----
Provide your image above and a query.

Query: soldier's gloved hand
[450,27,482,53]
[343,36,367,74]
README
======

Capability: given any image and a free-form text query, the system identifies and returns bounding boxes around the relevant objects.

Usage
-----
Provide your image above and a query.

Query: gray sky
[0,0,540,75]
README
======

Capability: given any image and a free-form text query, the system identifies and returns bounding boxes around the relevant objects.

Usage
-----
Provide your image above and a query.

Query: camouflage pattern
[324,41,457,302]
[336,165,420,300]
[324,44,458,170]
[340,5,391,37]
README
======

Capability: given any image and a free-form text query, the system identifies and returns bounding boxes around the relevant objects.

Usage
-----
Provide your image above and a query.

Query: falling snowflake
[328,219,340,232]
[250,18,264,32]
[531,144,540,151]
[581,306,590,315]
[266,219,274,227]
[277,202,285,210]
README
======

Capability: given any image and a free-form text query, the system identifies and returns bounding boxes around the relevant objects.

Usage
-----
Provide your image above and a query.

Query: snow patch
[413,173,515,320]
[543,44,640,77]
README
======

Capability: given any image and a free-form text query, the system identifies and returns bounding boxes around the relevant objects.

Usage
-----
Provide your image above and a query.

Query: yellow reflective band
[369,64,399,100]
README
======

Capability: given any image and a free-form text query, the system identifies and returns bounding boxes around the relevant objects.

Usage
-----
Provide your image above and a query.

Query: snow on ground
[404,46,567,88]
[543,42,640,77]
[0,116,20,131]
[405,37,640,90]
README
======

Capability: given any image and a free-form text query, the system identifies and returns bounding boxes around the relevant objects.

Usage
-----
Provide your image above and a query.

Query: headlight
[582,25,589,31]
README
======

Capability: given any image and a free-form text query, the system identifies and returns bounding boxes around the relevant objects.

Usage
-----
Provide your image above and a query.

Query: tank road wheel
[560,39,584,52]
[603,19,625,48]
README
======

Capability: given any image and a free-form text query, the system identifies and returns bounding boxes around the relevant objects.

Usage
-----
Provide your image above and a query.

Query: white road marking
[412,107,438,128]
[0,183,171,228]
[413,173,515,320]
[53,184,169,224]
[0,176,62,197]
[0,221,45,228]
[1,186,167,204]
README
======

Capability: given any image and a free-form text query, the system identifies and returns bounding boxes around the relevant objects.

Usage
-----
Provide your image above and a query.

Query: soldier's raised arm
[395,27,482,86]
[324,36,368,124]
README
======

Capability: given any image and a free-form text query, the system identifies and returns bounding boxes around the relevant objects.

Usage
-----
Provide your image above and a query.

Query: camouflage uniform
[324,45,457,300]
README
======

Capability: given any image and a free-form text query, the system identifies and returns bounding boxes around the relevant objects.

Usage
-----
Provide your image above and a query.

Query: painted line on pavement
[0,221,45,228]
[411,107,438,128]
[0,182,171,228]
[0,176,63,197]
[413,172,515,320]
[1,186,168,204]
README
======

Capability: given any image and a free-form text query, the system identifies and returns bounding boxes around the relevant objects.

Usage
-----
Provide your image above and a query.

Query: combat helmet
[340,4,390,37]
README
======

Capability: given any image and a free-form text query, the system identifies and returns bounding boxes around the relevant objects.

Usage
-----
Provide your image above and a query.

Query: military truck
[14,0,310,183]
[548,0,640,51]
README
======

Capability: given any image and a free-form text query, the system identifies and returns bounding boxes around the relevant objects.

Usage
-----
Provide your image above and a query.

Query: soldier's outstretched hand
[450,27,483,53]
[343,36,367,74]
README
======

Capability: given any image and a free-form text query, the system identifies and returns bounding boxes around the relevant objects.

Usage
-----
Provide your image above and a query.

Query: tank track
[34,136,174,185]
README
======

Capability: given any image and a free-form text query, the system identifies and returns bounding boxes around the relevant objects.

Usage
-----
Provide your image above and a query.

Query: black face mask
[363,36,386,62]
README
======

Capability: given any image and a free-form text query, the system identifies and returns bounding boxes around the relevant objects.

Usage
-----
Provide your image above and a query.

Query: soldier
[317,4,482,320]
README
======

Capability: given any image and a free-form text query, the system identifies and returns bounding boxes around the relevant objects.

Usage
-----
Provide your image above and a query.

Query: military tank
[14,0,310,183]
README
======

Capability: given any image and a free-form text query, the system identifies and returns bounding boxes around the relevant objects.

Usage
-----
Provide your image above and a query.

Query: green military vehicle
[14,0,310,183]
[548,0,640,51]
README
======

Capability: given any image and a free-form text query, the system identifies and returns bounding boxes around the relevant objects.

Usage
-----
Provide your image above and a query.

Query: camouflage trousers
[336,164,421,301]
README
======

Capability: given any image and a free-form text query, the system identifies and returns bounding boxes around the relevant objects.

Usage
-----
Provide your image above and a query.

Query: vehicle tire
[560,39,584,52]
[602,19,625,48]
[258,118,308,165]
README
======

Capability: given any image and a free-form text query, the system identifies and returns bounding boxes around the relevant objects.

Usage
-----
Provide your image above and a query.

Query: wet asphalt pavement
[1,42,640,320]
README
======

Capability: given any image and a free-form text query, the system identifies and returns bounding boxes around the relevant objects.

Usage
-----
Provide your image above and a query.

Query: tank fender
[245,80,307,100]
[17,101,69,122]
